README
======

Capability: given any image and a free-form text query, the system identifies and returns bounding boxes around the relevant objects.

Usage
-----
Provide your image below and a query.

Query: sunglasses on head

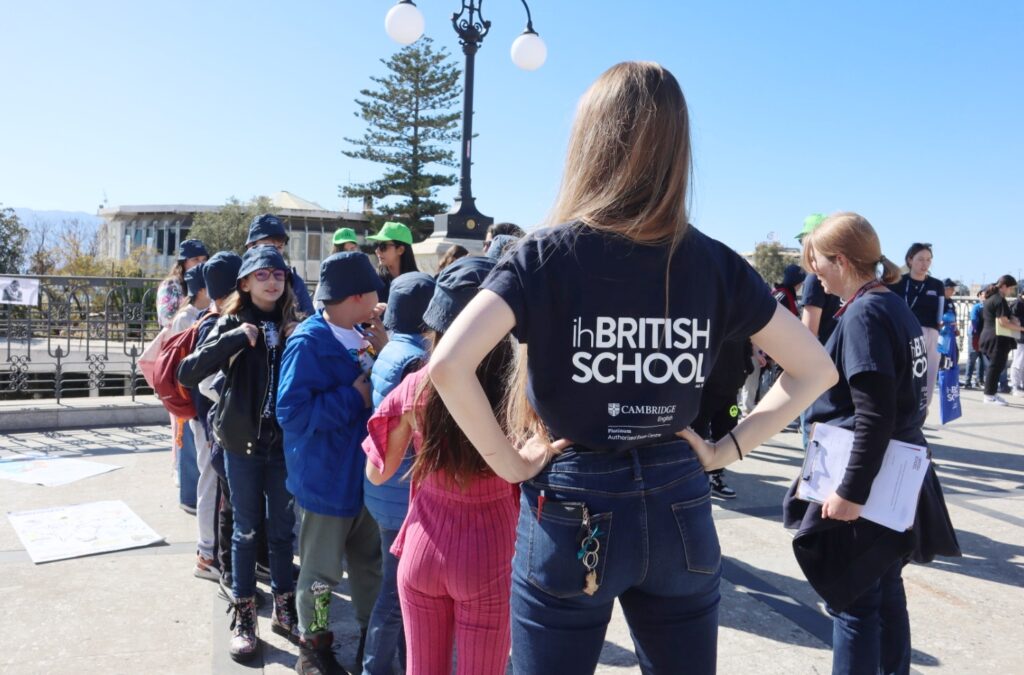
[253,269,287,282]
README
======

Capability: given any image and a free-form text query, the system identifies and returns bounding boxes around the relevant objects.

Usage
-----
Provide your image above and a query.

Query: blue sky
[2,1,1021,285]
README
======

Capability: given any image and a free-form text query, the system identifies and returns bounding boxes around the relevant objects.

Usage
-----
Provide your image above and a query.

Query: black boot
[295,631,349,675]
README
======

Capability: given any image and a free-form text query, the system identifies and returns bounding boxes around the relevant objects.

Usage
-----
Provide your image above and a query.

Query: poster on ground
[0,457,121,487]
[0,277,40,306]
[7,500,164,563]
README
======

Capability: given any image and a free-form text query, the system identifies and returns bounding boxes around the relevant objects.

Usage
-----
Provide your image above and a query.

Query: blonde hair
[801,212,901,285]
[506,62,693,444]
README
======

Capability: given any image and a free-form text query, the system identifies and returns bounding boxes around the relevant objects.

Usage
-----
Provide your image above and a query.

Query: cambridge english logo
[608,403,621,417]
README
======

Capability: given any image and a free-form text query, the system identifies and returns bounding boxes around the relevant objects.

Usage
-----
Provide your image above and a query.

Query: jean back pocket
[526,504,613,599]
[671,493,721,574]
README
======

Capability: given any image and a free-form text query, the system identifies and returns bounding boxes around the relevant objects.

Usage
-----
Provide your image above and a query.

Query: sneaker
[272,591,300,643]
[179,503,197,515]
[1013,389,1024,398]
[983,395,1008,406]
[219,572,264,608]
[194,554,221,581]
[227,597,259,662]
[709,473,737,499]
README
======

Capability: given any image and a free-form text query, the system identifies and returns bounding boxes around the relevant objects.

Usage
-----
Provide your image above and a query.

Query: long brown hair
[801,212,902,285]
[162,261,186,296]
[411,332,515,488]
[505,62,694,444]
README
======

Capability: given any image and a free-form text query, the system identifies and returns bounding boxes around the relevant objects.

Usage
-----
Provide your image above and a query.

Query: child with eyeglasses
[368,221,419,303]
[178,245,303,662]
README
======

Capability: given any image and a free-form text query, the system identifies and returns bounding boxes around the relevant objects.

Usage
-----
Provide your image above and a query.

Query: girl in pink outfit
[363,256,518,675]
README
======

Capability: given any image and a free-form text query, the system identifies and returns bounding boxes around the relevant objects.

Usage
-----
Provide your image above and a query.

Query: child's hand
[352,373,372,408]
[239,323,259,347]
[363,316,389,353]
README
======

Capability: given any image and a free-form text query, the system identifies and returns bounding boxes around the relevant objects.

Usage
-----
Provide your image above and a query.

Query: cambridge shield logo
[608,403,621,417]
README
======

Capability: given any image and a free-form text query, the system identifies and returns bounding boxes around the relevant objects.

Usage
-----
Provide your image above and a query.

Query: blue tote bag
[938,343,962,425]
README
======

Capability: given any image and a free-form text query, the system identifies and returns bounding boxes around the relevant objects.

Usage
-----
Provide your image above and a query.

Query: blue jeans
[965,349,986,386]
[224,450,295,599]
[827,561,910,675]
[362,526,406,675]
[512,440,720,675]
[178,419,199,510]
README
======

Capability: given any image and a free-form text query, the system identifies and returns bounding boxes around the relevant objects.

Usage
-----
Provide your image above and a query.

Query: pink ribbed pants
[397,488,517,675]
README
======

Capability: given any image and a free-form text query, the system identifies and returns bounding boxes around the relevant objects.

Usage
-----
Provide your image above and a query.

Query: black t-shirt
[801,274,841,345]
[979,292,1014,356]
[1013,299,1024,344]
[888,274,944,330]
[806,290,928,447]
[482,223,777,451]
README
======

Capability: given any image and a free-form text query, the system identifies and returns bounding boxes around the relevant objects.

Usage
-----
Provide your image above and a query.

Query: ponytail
[878,255,901,285]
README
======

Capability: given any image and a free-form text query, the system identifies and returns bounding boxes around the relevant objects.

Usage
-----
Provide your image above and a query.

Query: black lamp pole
[433,1,493,240]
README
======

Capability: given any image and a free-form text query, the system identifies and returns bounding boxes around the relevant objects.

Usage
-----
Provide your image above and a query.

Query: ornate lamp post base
[433,202,493,240]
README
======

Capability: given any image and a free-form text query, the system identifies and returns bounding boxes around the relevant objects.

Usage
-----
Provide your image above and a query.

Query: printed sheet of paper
[0,457,120,487]
[798,423,930,531]
[7,500,164,563]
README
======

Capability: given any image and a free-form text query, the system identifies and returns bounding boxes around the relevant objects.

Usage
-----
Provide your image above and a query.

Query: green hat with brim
[366,221,414,246]
[332,227,359,245]
[796,213,827,241]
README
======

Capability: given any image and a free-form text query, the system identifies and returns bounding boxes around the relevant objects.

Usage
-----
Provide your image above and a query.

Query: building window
[307,233,321,261]
[289,232,306,263]
[156,230,165,253]
[167,230,178,255]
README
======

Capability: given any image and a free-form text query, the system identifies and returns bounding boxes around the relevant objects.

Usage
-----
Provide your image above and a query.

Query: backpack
[152,312,217,419]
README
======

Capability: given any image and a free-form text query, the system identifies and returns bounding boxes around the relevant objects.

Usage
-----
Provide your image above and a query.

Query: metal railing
[1,275,161,403]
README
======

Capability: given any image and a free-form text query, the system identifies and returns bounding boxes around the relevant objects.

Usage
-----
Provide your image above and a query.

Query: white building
[97,191,370,278]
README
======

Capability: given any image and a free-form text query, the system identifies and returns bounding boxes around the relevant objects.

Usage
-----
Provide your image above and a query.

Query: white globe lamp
[510,30,547,71]
[385,1,425,46]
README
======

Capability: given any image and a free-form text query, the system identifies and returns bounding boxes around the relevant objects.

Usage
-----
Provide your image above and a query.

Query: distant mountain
[11,208,104,229]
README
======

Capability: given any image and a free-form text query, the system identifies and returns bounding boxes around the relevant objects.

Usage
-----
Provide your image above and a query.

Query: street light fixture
[384,0,546,240]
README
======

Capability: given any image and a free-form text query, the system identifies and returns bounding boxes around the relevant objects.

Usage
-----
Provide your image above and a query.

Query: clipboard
[798,422,930,531]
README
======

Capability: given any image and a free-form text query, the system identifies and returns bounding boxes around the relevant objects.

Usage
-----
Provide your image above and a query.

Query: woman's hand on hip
[676,427,725,471]
[821,492,863,521]
[514,435,572,483]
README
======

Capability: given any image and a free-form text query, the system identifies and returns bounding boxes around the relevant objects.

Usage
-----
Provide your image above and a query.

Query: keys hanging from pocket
[577,505,601,596]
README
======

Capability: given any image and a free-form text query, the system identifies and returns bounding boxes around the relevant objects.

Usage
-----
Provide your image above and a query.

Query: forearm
[704,305,838,471]
[839,373,896,504]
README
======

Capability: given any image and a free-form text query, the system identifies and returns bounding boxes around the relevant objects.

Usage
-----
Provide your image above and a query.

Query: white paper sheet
[798,422,930,532]
[7,500,164,563]
[0,457,120,487]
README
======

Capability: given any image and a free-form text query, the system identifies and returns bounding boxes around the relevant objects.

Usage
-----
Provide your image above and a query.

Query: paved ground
[0,389,1021,674]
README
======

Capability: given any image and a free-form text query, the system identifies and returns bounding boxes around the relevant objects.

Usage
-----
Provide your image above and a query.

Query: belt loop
[630,449,642,481]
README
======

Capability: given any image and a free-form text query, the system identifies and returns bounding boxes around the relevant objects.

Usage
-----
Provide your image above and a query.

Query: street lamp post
[384,0,547,240]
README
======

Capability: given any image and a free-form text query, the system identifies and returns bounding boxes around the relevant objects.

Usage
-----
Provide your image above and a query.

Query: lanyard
[834,279,884,319]
[904,277,927,310]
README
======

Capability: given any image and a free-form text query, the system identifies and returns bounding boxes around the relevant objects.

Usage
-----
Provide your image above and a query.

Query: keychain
[577,505,601,596]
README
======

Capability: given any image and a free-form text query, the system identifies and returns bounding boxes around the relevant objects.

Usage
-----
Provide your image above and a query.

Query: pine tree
[0,206,28,274]
[342,37,462,240]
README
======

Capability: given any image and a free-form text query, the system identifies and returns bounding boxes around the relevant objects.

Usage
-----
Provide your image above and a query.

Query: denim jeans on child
[512,440,720,675]
[826,560,910,675]
[177,418,199,510]
[362,526,407,675]
[224,451,295,599]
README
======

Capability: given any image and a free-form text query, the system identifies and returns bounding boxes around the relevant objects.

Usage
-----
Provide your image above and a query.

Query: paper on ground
[0,456,120,487]
[7,500,164,563]
[798,423,930,531]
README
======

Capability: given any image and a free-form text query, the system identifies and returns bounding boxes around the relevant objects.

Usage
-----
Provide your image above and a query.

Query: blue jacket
[364,333,428,530]
[277,313,371,518]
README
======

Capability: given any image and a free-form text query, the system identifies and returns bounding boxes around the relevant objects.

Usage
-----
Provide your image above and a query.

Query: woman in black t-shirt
[978,275,1021,404]
[693,212,957,675]
[428,62,837,675]
[889,243,946,409]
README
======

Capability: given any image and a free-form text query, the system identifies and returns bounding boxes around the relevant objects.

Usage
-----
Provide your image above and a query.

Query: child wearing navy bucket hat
[245,213,316,317]
[178,245,303,662]
[360,270,435,674]
[277,252,388,674]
